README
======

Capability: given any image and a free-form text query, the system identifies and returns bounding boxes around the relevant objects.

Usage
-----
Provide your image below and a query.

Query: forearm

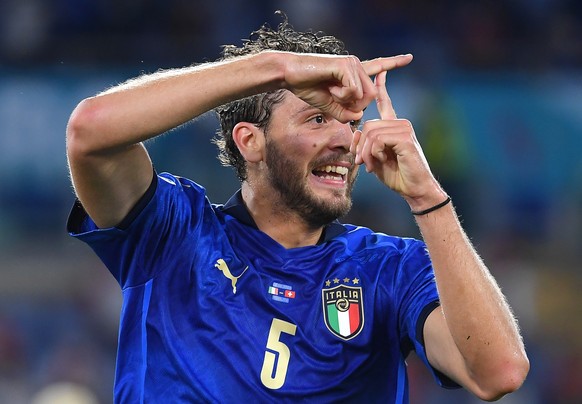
[66,51,288,227]
[354,59,527,397]
[68,51,285,154]
[416,203,528,391]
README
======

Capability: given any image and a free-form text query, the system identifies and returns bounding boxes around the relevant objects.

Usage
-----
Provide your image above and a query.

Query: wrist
[404,185,448,214]
[410,196,451,216]
[255,50,292,92]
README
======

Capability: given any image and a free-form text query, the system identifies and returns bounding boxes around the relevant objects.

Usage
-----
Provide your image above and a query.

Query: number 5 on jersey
[260,318,297,389]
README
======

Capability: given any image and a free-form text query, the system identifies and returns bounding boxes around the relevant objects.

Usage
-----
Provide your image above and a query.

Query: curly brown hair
[213,12,348,181]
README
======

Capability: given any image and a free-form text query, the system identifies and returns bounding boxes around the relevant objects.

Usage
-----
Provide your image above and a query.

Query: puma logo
[215,259,249,294]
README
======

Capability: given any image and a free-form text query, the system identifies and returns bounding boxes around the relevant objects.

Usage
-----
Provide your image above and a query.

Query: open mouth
[312,165,349,183]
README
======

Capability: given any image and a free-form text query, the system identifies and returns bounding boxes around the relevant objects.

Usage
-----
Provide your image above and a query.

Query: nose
[328,120,355,152]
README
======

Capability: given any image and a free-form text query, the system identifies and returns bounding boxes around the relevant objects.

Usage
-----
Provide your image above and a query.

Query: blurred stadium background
[0,0,581,402]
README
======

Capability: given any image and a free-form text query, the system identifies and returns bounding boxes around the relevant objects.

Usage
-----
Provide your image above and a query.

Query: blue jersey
[67,172,457,403]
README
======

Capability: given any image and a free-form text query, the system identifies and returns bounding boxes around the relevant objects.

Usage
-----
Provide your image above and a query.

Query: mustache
[311,152,356,168]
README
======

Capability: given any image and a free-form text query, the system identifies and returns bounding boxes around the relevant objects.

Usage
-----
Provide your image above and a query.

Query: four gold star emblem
[325,277,360,286]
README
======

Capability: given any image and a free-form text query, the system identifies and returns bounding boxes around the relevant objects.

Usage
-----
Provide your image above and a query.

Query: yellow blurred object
[30,382,99,404]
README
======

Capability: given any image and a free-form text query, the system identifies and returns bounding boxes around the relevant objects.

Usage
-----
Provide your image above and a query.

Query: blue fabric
[67,172,458,403]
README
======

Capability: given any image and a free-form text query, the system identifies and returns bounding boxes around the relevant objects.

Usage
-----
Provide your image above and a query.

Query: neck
[241,182,323,249]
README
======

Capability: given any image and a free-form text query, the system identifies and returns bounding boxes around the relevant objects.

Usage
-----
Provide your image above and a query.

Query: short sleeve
[66,172,208,289]
[395,240,460,389]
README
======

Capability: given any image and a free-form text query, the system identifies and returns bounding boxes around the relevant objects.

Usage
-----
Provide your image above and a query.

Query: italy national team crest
[322,281,364,340]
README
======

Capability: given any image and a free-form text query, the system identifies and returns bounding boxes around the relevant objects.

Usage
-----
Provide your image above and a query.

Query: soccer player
[66,16,529,403]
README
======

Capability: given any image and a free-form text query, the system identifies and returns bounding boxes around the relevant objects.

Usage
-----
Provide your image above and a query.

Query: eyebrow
[294,104,321,117]
[293,104,368,118]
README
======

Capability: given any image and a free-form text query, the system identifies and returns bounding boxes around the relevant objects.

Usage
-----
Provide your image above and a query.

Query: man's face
[262,92,359,228]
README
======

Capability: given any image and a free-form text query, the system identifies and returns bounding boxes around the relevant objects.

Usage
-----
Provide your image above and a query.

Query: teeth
[319,165,348,175]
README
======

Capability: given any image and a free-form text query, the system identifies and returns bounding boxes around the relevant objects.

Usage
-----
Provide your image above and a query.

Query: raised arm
[353,72,529,400]
[66,52,412,228]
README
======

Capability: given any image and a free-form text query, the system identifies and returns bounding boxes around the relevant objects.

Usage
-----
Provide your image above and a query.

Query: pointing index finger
[362,54,413,77]
[375,71,397,120]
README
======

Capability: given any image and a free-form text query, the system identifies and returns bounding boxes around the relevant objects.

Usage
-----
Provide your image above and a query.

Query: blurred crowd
[0,1,581,403]
[0,0,581,70]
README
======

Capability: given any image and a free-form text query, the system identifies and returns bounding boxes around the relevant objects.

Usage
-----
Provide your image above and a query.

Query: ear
[232,122,264,163]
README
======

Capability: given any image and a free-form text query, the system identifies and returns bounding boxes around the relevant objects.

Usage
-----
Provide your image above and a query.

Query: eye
[310,114,325,124]
[350,119,361,129]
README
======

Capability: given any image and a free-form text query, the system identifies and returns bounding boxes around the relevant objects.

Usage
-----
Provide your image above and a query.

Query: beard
[264,138,357,228]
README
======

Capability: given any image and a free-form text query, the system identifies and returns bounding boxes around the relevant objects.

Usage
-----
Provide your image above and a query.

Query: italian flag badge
[322,284,364,340]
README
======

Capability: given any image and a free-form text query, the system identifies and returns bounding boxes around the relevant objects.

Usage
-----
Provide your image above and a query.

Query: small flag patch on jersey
[268,282,295,303]
[268,286,278,295]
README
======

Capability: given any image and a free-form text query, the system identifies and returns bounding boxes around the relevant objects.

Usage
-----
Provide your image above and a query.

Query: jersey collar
[219,190,347,245]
